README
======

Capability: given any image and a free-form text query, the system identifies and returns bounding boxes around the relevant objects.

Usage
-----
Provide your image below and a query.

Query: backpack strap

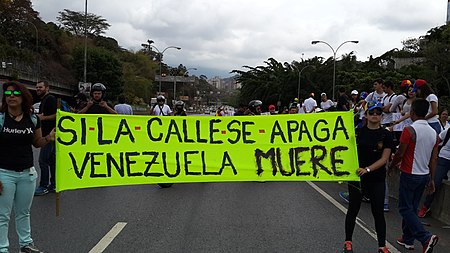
[441,129,450,147]
[30,113,38,128]
[0,112,4,132]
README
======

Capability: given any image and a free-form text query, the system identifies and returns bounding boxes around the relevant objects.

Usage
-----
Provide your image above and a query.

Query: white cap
[321,92,326,97]
[351,90,359,95]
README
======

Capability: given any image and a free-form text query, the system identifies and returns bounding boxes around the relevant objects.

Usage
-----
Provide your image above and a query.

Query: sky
[32,0,448,79]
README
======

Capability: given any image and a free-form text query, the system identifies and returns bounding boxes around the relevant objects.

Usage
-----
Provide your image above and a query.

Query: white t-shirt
[365,91,386,104]
[114,103,133,115]
[390,94,407,113]
[153,104,172,116]
[426,94,439,124]
[297,103,305,114]
[440,121,450,131]
[320,100,334,111]
[438,128,450,159]
[381,93,397,125]
[303,97,317,113]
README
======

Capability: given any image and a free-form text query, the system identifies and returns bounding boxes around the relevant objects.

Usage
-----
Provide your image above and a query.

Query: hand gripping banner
[55,111,359,192]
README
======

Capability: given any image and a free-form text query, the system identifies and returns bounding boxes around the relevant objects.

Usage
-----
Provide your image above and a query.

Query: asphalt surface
[5,149,450,253]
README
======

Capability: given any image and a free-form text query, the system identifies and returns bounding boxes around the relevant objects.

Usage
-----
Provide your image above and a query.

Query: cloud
[32,0,447,77]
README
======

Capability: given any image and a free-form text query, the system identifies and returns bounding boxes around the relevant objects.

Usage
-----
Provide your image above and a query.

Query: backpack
[0,112,38,132]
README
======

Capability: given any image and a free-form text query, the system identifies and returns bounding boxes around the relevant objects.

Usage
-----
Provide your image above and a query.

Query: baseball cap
[400,79,412,87]
[414,79,427,88]
[320,92,326,97]
[269,104,275,110]
[367,100,383,111]
[351,90,358,95]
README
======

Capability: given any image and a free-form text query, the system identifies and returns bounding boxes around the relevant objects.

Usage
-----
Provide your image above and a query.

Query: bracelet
[365,167,371,173]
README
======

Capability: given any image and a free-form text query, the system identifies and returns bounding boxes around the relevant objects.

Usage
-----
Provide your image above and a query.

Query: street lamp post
[84,0,88,83]
[297,65,314,100]
[17,19,39,78]
[311,40,358,101]
[148,44,181,93]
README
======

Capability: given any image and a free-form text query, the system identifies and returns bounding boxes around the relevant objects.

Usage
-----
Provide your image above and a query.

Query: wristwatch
[365,167,371,173]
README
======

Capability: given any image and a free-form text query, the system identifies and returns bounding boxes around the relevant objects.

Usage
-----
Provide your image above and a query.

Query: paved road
[5,149,449,253]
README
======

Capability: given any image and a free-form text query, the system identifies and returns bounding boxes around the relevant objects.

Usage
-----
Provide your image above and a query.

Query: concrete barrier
[387,169,450,225]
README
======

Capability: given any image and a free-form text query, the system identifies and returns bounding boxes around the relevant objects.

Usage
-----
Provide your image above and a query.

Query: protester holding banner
[343,101,393,253]
[173,101,187,116]
[78,83,117,114]
[0,81,55,253]
[245,100,262,115]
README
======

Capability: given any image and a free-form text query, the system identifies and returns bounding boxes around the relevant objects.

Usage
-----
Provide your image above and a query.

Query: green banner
[55,111,359,192]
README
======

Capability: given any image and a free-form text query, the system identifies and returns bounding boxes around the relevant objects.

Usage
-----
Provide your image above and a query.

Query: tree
[57,9,110,37]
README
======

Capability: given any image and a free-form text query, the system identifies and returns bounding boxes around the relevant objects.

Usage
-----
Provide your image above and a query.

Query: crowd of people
[225,78,446,253]
[0,78,447,253]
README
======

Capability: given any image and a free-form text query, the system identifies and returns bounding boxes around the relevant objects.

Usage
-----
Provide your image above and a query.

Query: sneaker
[47,185,56,193]
[396,237,414,250]
[418,206,430,218]
[20,243,43,253]
[34,187,49,196]
[343,241,353,253]
[423,235,438,253]
[378,246,389,253]
[339,191,349,203]
[384,203,390,212]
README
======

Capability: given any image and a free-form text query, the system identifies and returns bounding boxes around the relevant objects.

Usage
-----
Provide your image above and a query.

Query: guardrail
[387,170,450,224]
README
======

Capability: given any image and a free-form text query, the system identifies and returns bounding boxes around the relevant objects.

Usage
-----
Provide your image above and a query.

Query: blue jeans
[38,142,56,189]
[423,157,450,208]
[398,172,432,245]
[0,168,37,252]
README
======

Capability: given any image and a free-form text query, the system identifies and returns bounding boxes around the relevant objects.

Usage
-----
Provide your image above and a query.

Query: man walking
[35,80,57,196]
[390,98,439,253]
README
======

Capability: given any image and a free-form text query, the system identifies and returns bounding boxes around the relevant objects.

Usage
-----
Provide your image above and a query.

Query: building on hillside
[392,57,425,69]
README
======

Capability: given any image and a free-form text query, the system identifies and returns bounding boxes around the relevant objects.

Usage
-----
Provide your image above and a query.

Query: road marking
[307,182,401,253]
[89,222,127,253]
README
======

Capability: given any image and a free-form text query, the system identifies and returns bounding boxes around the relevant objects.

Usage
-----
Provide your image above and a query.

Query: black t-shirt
[39,94,57,136]
[336,94,349,111]
[86,102,114,114]
[0,113,41,171]
[357,126,393,182]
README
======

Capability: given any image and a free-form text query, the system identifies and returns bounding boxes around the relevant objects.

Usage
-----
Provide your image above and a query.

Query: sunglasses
[368,110,382,116]
[4,90,22,97]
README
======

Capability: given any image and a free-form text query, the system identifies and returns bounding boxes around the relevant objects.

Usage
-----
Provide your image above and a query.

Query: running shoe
[423,235,438,253]
[418,206,430,218]
[343,241,353,253]
[396,237,414,250]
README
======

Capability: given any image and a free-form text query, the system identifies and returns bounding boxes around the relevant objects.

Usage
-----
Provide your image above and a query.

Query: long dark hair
[1,81,33,115]
[418,83,435,98]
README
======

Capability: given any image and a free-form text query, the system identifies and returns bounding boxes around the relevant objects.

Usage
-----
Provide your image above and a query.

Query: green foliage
[72,46,123,99]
